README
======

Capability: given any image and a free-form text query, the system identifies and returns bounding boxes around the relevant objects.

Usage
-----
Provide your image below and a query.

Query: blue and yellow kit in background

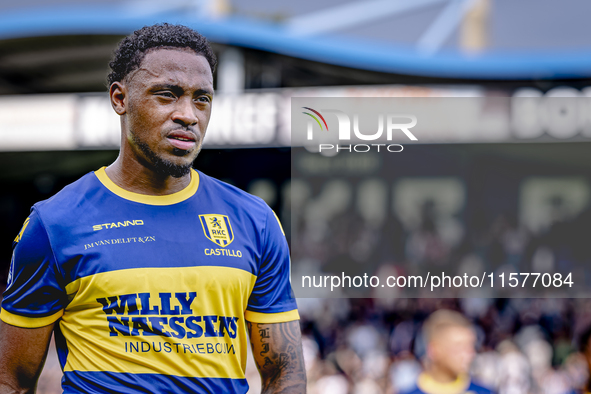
[1,167,299,393]
[403,373,495,394]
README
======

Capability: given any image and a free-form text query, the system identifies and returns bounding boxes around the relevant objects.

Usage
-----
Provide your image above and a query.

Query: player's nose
[171,97,198,127]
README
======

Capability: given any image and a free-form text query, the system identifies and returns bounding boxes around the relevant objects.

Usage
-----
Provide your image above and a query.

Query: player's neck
[425,365,461,384]
[106,156,191,196]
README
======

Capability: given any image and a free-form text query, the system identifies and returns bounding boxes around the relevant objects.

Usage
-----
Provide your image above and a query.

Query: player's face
[123,48,214,177]
[430,326,476,377]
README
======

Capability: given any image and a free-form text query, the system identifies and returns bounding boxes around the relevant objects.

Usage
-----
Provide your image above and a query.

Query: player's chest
[61,209,260,278]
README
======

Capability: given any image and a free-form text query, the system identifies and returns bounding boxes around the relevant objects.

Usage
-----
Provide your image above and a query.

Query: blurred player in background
[403,309,494,394]
[0,23,305,394]
[577,324,591,394]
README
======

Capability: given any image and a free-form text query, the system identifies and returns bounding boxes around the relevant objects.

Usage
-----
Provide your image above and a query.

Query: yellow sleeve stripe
[272,211,285,236]
[14,216,30,243]
[0,308,63,328]
[245,309,300,323]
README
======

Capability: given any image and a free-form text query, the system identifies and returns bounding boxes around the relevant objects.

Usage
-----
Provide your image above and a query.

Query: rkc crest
[199,214,234,247]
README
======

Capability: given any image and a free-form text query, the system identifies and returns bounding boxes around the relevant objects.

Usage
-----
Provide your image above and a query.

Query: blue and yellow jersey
[1,167,299,393]
[403,373,495,394]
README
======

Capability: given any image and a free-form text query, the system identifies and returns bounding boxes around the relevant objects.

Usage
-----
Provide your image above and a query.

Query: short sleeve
[245,209,299,323]
[1,209,66,328]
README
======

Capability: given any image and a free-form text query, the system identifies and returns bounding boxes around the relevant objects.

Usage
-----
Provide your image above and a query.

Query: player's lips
[166,130,197,150]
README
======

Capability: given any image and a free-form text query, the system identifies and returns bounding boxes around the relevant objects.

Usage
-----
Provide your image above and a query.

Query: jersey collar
[94,167,199,206]
[417,372,471,394]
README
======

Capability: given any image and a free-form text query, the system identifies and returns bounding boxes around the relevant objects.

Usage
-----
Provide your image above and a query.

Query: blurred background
[2,0,591,393]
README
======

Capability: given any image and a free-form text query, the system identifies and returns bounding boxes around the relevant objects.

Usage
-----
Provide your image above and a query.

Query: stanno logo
[200,214,234,247]
[302,107,418,153]
[93,220,144,231]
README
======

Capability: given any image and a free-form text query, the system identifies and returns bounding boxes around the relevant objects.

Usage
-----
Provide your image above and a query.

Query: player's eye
[156,91,176,98]
[195,96,211,103]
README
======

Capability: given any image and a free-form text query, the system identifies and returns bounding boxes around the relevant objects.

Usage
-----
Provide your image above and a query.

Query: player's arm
[247,208,305,391]
[0,321,55,394]
[247,320,306,394]
[1,211,66,393]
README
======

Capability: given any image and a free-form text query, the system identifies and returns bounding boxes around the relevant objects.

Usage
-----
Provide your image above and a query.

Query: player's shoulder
[467,381,495,394]
[197,170,271,215]
[401,374,495,394]
[400,383,494,394]
[399,387,425,394]
[15,171,101,250]
[33,171,100,217]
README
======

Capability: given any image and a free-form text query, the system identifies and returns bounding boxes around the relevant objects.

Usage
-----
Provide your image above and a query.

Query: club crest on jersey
[199,214,234,247]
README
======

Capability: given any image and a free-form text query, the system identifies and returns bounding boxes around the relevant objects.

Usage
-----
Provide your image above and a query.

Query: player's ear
[110,81,127,115]
[426,342,436,361]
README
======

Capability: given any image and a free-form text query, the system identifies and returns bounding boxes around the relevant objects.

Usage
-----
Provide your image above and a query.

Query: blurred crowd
[286,297,590,394]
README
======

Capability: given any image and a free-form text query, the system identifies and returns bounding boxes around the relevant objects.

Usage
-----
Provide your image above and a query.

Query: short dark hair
[422,309,473,344]
[107,23,217,86]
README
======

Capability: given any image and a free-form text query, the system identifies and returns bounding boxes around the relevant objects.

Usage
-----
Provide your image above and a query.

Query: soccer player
[578,323,591,393]
[402,309,494,394]
[0,24,305,393]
